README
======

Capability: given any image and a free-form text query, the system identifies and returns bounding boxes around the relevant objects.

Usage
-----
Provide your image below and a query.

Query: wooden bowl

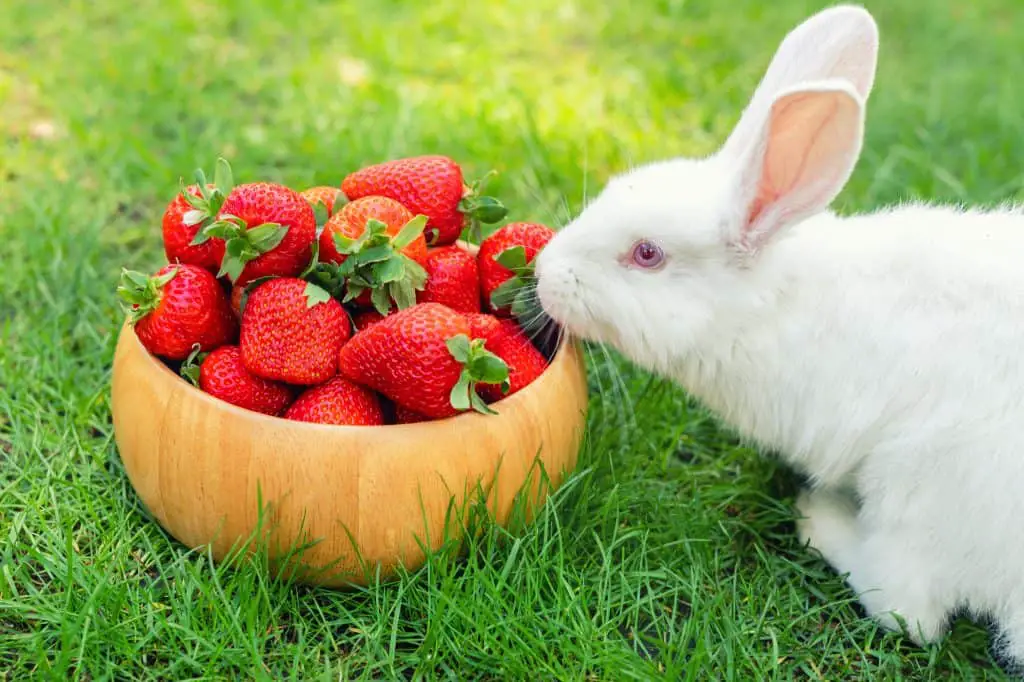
[109,318,588,587]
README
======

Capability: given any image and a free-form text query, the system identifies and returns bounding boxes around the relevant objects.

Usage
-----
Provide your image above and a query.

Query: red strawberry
[465,312,501,341]
[341,155,507,246]
[118,264,237,361]
[319,195,426,265]
[200,181,317,286]
[230,285,244,321]
[417,245,480,313]
[196,345,294,415]
[161,160,235,271]
[393,404,429,424]
[284,376,385,426]
[313,196,430,315]
[240,278,350,385]
[477,318,549,403]
[336,302,509,418]
[478,222,555,316]
[162,184,226,271]
[300,186,346,219]
[351,309,387,332]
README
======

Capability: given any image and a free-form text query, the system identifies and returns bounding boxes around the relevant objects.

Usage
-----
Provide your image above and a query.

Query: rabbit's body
[675,203,1024,648]
[682,203,1024,488]
[534,3,1024,667]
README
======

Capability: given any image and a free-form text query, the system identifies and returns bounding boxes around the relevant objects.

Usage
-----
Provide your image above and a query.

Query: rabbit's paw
[795,487,860,563]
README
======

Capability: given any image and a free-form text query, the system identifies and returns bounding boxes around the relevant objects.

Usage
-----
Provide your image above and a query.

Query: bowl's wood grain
[110,319,588,587]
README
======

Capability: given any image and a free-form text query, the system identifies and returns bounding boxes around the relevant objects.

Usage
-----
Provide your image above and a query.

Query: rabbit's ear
[722,5,878,160]
[730,80,865,253]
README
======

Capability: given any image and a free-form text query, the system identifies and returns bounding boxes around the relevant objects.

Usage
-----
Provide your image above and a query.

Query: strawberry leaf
[202,219,243,241]
[446,335,509,414]
[389,280,416,310]
[180,344,207,387]
[312,202,330,234]
[209,218,290,283]
[218,257,246,283]
[247,223,288,252]
[469,354,509,385]
[449,375,473,411]
[117,267,177,322]
[182,209,207,228]
[301,244,321,280]
[470,391,496,415]
[510,287,547,338]
[332,192,348,214]
[356,245,394,264]
[333,232,357,254]
[390,214,428,251]
[363,218,388,237]
[304,282,332,308]
[214,157,234,195]
[374,257,405,284]
[494,245,529,271]
[193,167,209,191]
[489,276,523,310]
[370,286,391,315]
[458,195,507,225]
[445,334,472,362]
[407,260,428,286]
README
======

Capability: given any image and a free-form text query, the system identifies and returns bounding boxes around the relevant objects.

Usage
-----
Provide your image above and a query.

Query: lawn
[2,0,1023,679]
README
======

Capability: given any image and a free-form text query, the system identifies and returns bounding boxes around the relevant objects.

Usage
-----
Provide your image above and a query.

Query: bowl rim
[116,319,578,433]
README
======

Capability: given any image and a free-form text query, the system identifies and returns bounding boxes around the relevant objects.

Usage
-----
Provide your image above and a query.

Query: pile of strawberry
[117,155,559,426]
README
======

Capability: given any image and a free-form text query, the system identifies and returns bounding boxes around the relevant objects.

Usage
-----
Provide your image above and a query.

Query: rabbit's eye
[630,240,664,269]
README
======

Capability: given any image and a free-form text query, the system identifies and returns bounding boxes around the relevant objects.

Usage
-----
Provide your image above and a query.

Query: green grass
[2,0,1023,678]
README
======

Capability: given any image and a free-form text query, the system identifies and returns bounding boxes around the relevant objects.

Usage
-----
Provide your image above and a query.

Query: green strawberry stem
[334,214,429,315]
[445,334,510,415]
[458,170,508,244]
[116,266,178,323]
[184,158,235,238]
[179,344,208,387]
[198,215,289,283]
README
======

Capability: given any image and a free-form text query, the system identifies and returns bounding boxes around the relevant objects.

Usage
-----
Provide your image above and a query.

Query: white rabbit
[534,3,1024,668]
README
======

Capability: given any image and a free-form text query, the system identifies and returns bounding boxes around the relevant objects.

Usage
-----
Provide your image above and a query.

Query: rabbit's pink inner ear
[738,86,864,252]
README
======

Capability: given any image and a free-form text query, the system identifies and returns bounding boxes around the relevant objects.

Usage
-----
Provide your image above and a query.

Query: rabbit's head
[535,5,879,374]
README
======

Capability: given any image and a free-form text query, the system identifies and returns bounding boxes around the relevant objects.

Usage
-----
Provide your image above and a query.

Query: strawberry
[117,264,237,361]
[162,159,234,271]
[310,197,430,315]
[478,222,555,317]
[465,312,501,341]
[341,155,507,246]
[284,376,385,426]
[393,404,429,424]
[417,245,480,313]
[300,186,346,219]
[194,345,295,415]
[319,196,426,265]
[198,181,317,286]
[351,309,387,332]
[476,318,549,403]
[336,302,509,418]
[240,277,350,385]
[163,186,226,271]
[230,285,244,320]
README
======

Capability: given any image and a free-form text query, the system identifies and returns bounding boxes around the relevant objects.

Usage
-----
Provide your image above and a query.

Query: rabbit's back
[683,204,1024,486]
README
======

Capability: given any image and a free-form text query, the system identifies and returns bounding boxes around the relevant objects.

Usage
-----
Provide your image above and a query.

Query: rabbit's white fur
[535,3,1024,665]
